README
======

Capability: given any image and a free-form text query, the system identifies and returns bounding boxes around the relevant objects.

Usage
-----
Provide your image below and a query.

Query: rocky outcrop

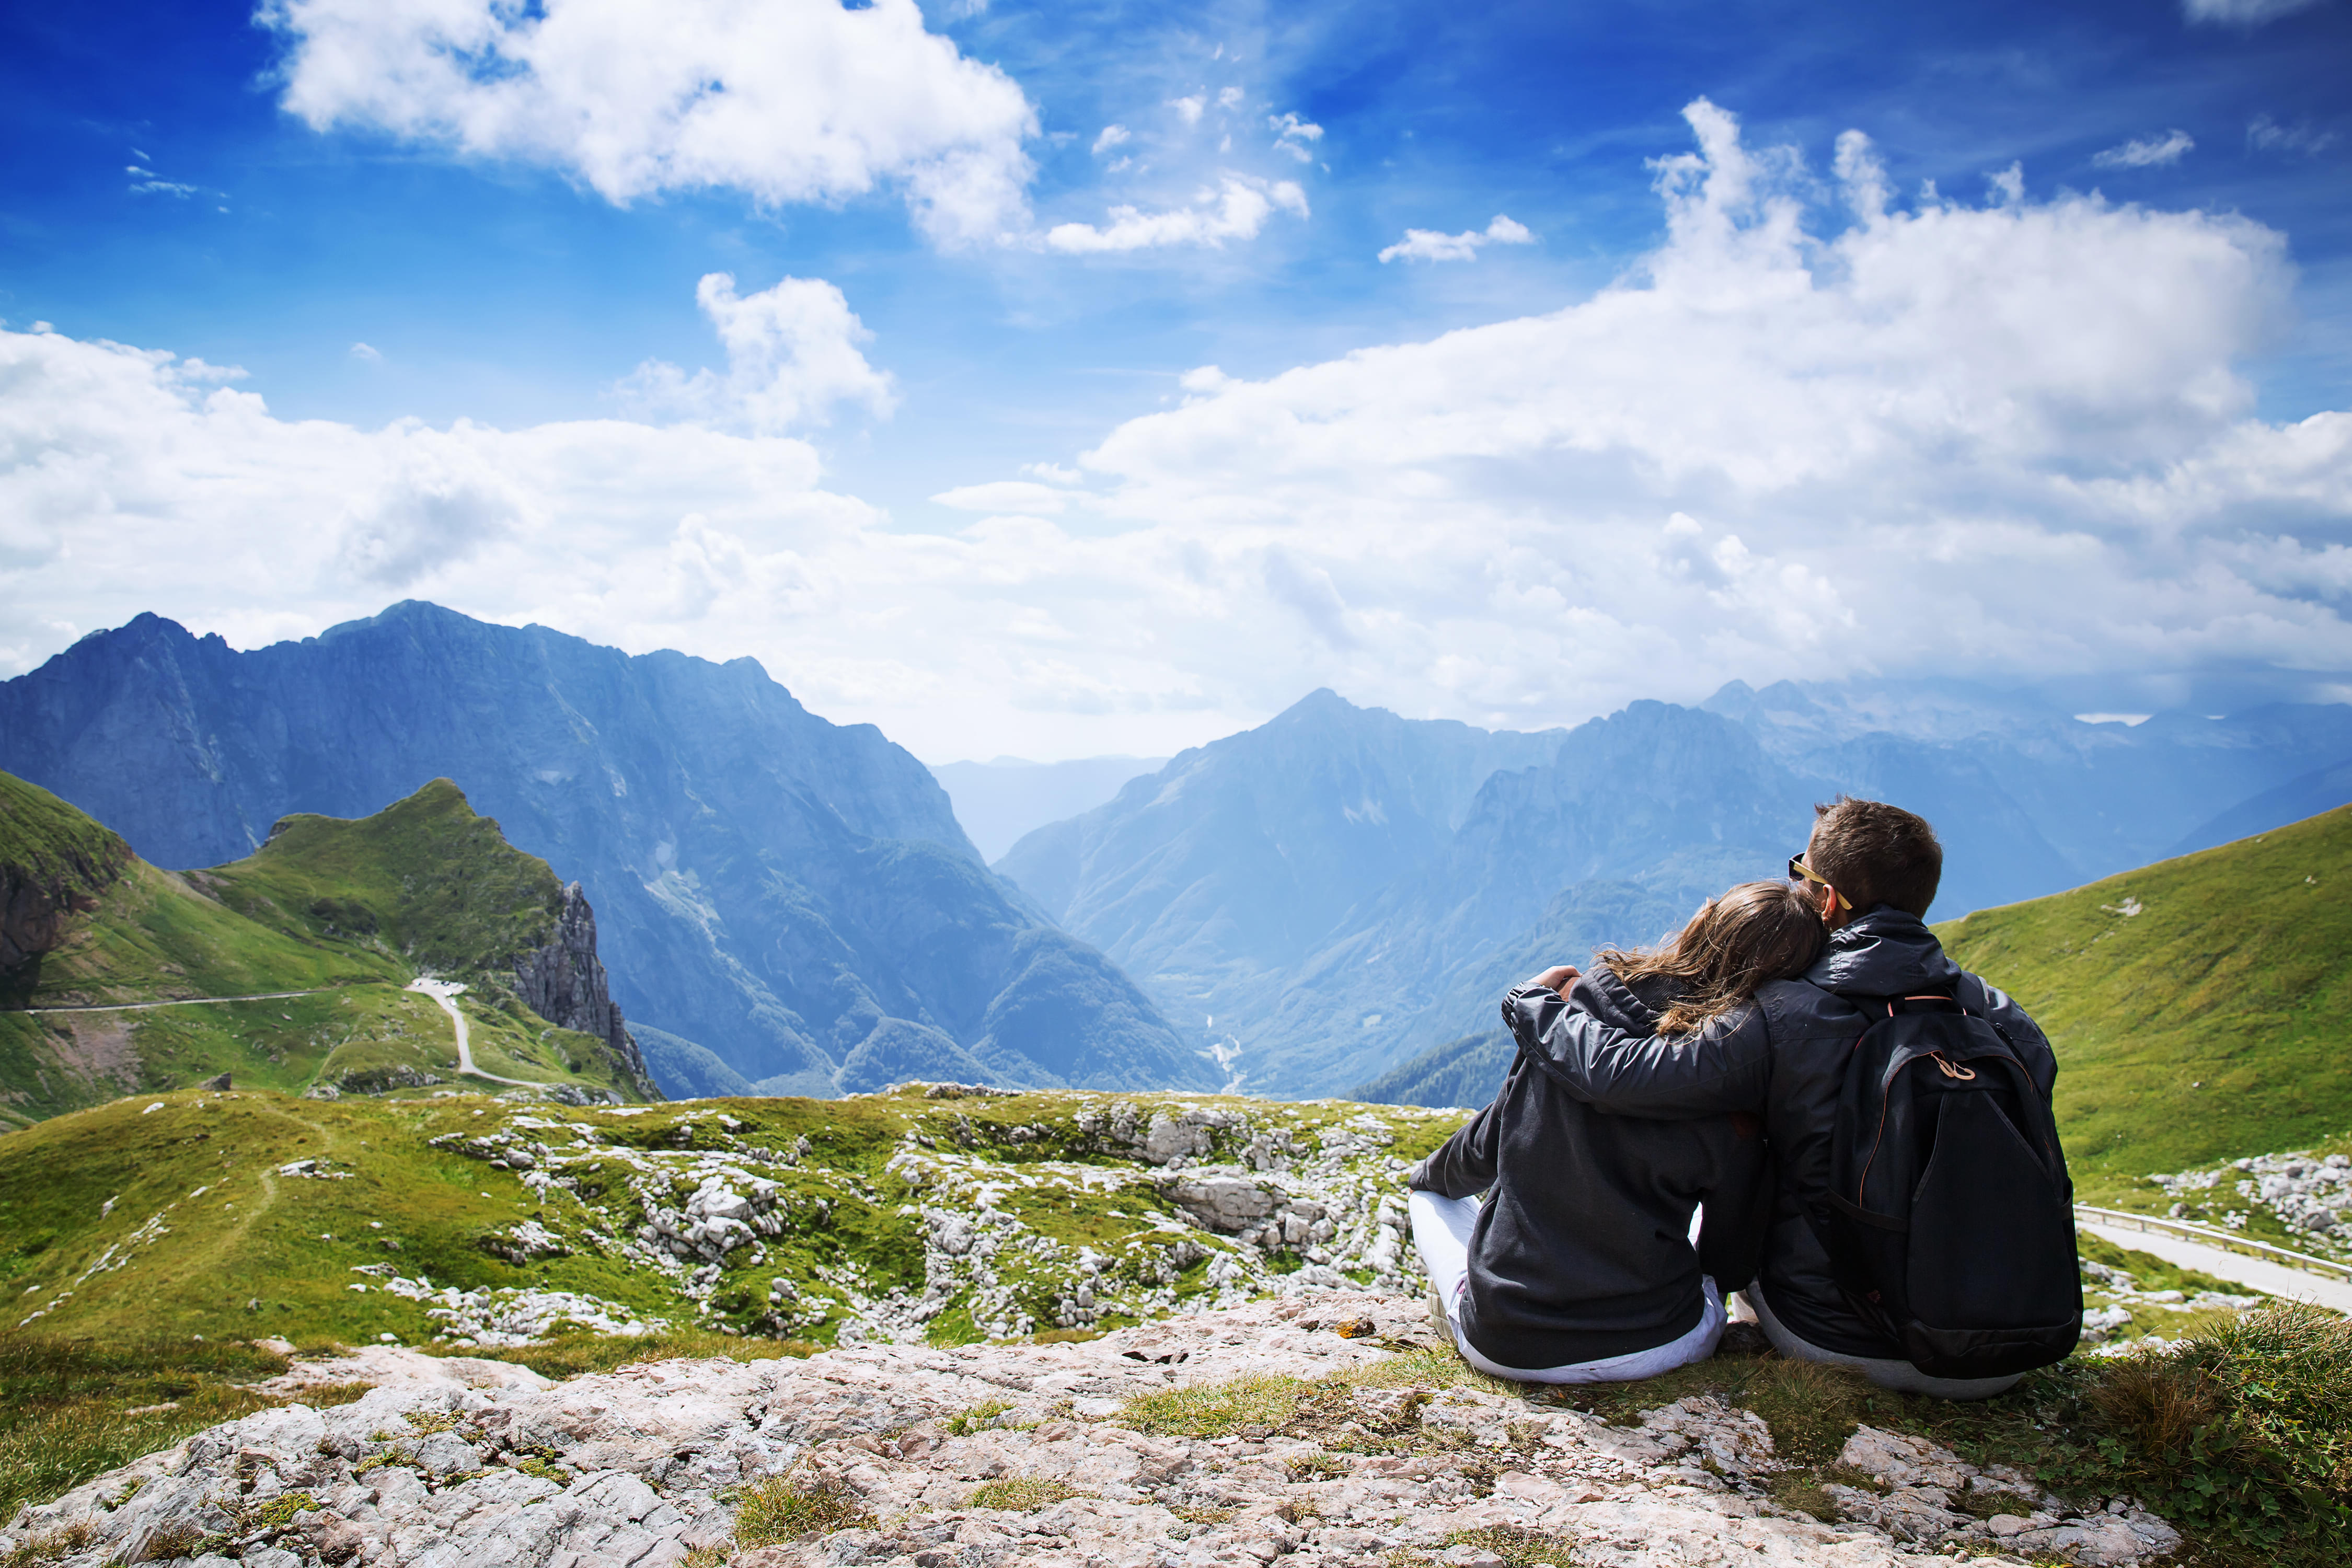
[512,881,656,1100]
[0,1292,2182,1568]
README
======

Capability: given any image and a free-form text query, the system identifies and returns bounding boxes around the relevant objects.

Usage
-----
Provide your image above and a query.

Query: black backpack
[1824,994,2082,1379]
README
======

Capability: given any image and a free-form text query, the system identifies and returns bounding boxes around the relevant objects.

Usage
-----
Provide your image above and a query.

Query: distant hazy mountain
[1000,683,2352,1097]
[930,756,1168,861]
[0,604,1212,1098]
[997,690,1565,1080]
[1352,1031,1515,1111]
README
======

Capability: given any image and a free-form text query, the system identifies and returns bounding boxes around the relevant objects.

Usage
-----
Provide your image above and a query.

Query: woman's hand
[1530,964,1579,997]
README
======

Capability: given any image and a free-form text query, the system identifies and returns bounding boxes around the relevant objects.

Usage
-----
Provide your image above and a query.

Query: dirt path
[404,977,537,1088]
[2080,1219,2352,1312]
[25,988,330,1014]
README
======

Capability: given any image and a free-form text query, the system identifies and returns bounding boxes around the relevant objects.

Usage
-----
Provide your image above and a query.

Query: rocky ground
[2151,1148,2352,1253]
[2,1293,2182,1568]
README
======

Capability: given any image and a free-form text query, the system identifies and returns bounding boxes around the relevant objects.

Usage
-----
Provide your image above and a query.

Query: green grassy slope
[195,779,566,979]
[1939,804,2352,1198]
[0,1085,1467,1348]
[0,777,643,1126]
[0,771,131,909]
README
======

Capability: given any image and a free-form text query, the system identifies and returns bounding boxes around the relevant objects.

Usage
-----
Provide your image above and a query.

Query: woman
[1408,881,1824,1383]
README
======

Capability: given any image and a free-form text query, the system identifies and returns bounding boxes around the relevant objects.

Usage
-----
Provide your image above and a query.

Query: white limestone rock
[1,1295,2181,1568]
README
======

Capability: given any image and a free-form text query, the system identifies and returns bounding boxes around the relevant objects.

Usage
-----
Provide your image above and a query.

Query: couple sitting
[1409,797,2078,1399]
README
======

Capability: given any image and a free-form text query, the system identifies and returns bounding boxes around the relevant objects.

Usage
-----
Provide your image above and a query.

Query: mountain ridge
[1002,684,2352,1097]
[0,604,1212,1100]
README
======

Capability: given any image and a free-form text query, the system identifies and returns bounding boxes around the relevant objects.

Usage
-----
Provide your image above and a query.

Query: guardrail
[2076,1203,2352,1284]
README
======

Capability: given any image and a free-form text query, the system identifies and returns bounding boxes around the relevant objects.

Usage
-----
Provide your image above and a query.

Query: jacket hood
[1805,907,1961,998]
[1579,964,1662,1034]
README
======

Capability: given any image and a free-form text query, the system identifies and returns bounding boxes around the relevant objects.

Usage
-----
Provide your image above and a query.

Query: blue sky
[2,0,2348,760]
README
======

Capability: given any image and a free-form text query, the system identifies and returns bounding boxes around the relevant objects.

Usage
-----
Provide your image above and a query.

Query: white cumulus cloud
[1044,175,1307,253]
[5,97,2348,763]
[1169,95,1206,126]
[616,273,895,432]
[1378,214,1534,263]
[1092,124,1131,155]
[2092,130,2195,169]
[258,0,1039,248]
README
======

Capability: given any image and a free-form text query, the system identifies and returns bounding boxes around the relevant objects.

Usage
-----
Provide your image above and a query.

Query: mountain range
[7,603,2347,1103]
[0,604,1210,1101]
[1001,683,2352,1096]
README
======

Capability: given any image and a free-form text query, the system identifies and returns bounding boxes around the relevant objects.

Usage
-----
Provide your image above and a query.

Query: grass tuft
[1443,1524,1579,1567]
[968,1477,1089,1511]
[1737,1358,1870,1465]
[942,1398,1016,1436]
[0,1521,96,1568]
[732,1473,876,1546]
[1119,1371,1306,1438]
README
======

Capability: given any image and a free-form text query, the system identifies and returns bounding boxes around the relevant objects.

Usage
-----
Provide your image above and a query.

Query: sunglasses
[1789,854,1846,912]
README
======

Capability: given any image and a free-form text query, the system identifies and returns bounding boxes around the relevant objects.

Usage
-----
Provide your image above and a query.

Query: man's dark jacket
[1414,965,1770,1370]
[1506,906,2058,1361]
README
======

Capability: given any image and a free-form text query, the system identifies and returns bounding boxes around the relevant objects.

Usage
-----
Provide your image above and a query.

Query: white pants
[1408,1190,1725,1384]
[1746,1279,2023,1400]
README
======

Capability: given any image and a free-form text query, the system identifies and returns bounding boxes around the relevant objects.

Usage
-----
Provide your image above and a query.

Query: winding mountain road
[25,989,328,1013]
[404,977,537,1088]
[2079,1217,2352,1313]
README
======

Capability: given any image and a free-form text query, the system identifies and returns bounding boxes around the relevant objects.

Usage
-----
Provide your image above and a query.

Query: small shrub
[1443,1525,1578,1568]
[1121,1372,1306,1438]
[733,1474,875,1546]
[968,1477,1088,1511]
[403,1409,461,1436]
[681,1548,730,1568]
[1288,1452,1347,1481]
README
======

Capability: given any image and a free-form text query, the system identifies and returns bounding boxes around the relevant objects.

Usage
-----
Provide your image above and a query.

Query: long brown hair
[1598,880,1826,1035]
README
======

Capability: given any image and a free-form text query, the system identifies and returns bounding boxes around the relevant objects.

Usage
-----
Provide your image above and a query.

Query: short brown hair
[1808,797,1942,917]
[1599,880,1827,1034]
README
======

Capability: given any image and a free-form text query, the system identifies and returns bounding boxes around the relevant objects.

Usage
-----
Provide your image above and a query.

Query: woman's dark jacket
[1411,966,1771,1370]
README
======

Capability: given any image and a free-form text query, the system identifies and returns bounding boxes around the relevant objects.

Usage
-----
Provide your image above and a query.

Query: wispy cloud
[2091,130,2194,169]
[1169,94,1206,126]
[125,164,200,198]
[1377,214,1534,263]
[1092,124,1131,155]
[1269,112,1322,164]
[2182,0,2324,24]
[2248,114,2340,155]
[1044,175,1307,253]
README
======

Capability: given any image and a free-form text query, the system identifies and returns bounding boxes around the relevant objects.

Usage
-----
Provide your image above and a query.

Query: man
[1508,797,2060,1397]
